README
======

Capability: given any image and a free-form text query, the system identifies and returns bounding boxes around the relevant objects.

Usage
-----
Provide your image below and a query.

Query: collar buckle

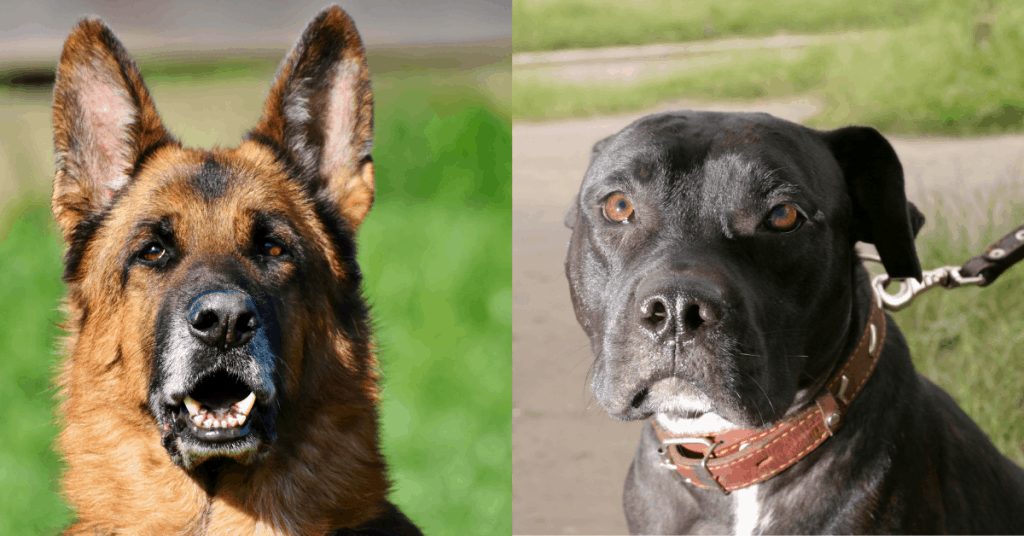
[658,436,729,494]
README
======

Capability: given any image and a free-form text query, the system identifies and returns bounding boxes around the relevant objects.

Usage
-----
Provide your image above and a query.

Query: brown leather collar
[651,298,887,493]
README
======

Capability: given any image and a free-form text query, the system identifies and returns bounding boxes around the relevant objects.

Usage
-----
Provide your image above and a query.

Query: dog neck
[789,260,876,415]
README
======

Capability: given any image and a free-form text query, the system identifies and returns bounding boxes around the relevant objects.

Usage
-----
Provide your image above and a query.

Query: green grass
[514,2,1024,135]
[513,44,837,120]
[0,54,510,535]
[361,202,510,535]
[0,205,67,535]
[892,184,1024,467]
[514,0,941,52]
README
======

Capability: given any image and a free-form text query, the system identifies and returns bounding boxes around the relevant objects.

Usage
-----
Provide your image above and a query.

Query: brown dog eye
[766,204,801,232]
[603,193,634,223]
[140,243,165,262]
[263,242,284,257]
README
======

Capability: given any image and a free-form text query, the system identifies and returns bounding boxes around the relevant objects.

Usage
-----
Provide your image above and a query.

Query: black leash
[959,223,1024,286]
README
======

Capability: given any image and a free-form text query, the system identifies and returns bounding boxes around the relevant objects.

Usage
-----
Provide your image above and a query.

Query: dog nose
[637,280,722,343]
[186,291,259,349]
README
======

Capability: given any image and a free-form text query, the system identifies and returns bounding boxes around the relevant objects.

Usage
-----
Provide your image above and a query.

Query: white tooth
[203,418,214,428]
[220,419,228,428]
[235,392,257,416]
[184,396,201,416]
[227,416,238,427]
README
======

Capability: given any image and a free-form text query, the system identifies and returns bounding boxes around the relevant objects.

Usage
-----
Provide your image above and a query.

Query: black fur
[190,156,230,201]
[565,110,1024,534]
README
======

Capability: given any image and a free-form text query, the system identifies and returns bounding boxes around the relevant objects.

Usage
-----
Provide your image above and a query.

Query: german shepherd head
[51,6,412,534]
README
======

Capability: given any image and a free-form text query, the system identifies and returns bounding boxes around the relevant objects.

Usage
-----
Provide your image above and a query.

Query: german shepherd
[51,6,421,535]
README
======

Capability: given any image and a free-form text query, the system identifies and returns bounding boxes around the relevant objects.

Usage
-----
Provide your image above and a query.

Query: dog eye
[139,243,165,262]
[766,204,802,232]
[603,193,634,223]
[261,241,285,257]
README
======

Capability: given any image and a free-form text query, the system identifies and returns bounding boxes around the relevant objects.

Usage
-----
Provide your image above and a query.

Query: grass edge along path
[513,6,1024,136]
[513,0,945,53]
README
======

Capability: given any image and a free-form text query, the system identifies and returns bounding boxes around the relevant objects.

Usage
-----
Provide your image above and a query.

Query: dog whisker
[742,372,775,426]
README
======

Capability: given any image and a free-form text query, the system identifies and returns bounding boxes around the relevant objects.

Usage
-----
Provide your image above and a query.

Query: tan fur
[52,19,173,243]
[53,7,390,535]
[250,7,375,230]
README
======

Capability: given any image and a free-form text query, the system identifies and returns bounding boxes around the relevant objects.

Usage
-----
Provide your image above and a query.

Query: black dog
[564,111,1024,534]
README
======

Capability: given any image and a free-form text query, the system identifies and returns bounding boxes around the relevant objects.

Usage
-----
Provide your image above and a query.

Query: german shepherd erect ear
[51,18,174,243]
[249,6,375,230]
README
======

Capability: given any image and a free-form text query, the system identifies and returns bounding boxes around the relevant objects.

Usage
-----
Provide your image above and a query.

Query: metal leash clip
[861,254,986,312]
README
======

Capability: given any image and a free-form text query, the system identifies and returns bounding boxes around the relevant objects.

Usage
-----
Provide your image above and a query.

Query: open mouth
[177,370,259,441]
[161,369,273,469]
[180,391,256,440]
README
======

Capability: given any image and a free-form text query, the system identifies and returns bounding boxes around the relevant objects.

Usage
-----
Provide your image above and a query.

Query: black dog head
[565,111,923,430]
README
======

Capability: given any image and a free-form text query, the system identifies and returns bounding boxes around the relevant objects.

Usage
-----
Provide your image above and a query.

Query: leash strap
[959,222,1024,286]
[870,222,1024,311]
[652,299,886,493]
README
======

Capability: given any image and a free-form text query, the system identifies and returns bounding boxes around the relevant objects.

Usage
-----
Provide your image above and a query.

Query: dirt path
[511,102,1024,535]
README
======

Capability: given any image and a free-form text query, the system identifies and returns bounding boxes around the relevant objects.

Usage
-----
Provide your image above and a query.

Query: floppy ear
[52,18,173,243]
[248,6,374,230]
[820,126,923,281]
[564,194,579,229]
[590,134,614,164]
[907,201,926,238]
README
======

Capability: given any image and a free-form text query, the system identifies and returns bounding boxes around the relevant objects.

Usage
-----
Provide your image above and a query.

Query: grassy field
[513,1,1024,135]
[889,185,1024,467]
[514,0,942,52]
[0,48,510,535]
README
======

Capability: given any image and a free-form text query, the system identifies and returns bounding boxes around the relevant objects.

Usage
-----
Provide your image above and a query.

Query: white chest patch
[732,484,762,536]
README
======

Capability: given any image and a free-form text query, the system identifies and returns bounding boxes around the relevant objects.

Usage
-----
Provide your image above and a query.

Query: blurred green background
[0,45,511,534]
[514,0,1024,135]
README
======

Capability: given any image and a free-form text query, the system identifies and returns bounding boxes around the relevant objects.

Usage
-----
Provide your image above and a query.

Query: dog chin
[174,433,264,470]
[654,411,740,436]
[647,379,744,434]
